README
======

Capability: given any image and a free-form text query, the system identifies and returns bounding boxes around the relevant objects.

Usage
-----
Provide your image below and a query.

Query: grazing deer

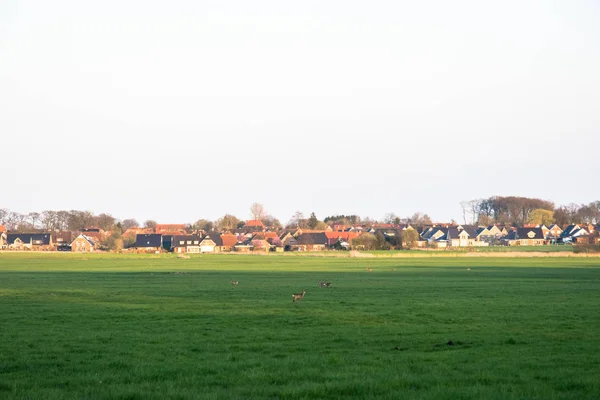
[366,267,373,272]
[319,281,333,288]
[231,281,239,285]
[392,268,397,271]
[466,268,471,271]
[292,290,306,302]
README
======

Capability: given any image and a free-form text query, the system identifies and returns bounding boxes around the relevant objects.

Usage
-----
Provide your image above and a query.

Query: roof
[244,220,265,227]
[135,234,163,248]
[6,233,52,245]
[0,225,6,233]
[206,232,223,246]
[295,232,329,245]
[220,234,238,247]
[72,234,96,246]
[507,228,545,240]
[325,231,359,241]
[155,224,186,234]
[172,235,202,247]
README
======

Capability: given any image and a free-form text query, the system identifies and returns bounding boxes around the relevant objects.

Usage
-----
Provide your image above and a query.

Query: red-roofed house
[325,231,360,247]
[220,234,238,251]
[0,225,6,234]
[243,220,265,232]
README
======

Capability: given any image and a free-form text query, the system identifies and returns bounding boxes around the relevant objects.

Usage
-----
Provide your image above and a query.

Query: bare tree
[287,211,306,228]
[250,203,266,220]
[121,219,139,230]
[144,220,157,229]
[0,208,9,225]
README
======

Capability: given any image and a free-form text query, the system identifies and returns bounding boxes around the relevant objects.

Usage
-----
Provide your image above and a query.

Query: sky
[1,0,599,224]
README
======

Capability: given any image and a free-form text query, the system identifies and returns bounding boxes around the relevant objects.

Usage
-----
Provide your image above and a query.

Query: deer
[292,290,306,302]
[319,281,333,288]
[366,267,373,272]
[231,281,239,285]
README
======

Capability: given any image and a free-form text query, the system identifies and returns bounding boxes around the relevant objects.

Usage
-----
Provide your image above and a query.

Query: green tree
[527,209,554,226]
[308,212,319,229]
[104,232,124,252]
[401,228,419,249]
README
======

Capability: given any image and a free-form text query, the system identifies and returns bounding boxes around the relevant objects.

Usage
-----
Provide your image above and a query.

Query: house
[80,227,106,243]
[325,231,359,247]
[242,220,265,232]
[199,235,217,253]
[135,234,163,253]
[546,224,563,240]
[0,231,6,249]
[446,227,489,247]
[71,234,97,252]
[6,233,54,250]
[560,225,589,243]
[0,225,6,234]
[279,232,298,251]
[233,237,254,252]
[219,233,238,252]
[171,235,202,253]
[52,231,73,247]
[293,233,329,251]
[504,228,545,246]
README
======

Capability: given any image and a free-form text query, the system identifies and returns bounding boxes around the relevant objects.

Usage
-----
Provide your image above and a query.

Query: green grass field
[1,253,600,399]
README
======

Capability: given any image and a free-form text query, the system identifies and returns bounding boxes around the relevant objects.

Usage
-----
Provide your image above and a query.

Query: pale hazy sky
[1,0,599,224]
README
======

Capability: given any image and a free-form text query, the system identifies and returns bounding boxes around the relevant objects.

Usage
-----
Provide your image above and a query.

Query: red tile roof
[244,220,265,227]
[221,234,238,247]
[0,225,6,233]
[325,232,359,241]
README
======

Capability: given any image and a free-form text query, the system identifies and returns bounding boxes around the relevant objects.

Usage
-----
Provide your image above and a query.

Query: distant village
[1,219,599,254]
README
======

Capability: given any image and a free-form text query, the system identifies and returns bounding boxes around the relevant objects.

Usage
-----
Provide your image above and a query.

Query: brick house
[6,233,54,250]
[71,234,97,252]
[171,235,202,253]
[219,233,238,251]
[134,234,163,253]
[504,228,545,246]
[293,233,329,251]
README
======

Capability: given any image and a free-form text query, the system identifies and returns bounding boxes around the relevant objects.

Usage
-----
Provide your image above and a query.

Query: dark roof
[172,235,201,247]
[461,226,477,238]
[206,232,223,246]
[295,233,329,245]
[6,233,52,245]
[507,228,545,240]
[135,234,162,248]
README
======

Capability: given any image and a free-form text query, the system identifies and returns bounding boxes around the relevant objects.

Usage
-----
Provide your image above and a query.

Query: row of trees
[460,197,600,226]
[0,208,140,233]
[3,197,598,236]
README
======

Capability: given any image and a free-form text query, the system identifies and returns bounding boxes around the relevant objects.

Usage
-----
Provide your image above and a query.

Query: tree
[250,203,265,220]
[95,213,116,231]
[307,212,319,229]
[194,219,214,232]
[144,220,157,229]
[216,214,240,232]
[409,212,432,227]
[261,215,282,229]
[287,211,306,228]
[121,219,139,230]
[383,213,399,224]
[0,208,9,225]
[401,229,419,249]
[527,209,554,226]
[314,221,329,230]
[28,212,40,229]
[104,232,123,252]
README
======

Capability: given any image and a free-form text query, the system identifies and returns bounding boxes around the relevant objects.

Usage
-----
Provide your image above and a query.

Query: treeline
[461,197,600,226]
[0,209,139,233]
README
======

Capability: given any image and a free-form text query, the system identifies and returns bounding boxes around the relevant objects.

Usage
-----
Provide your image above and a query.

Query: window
[187,241,191,245]
[179,241,184,245]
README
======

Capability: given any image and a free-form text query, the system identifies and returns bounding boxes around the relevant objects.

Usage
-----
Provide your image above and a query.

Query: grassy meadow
[1,253,600,399]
